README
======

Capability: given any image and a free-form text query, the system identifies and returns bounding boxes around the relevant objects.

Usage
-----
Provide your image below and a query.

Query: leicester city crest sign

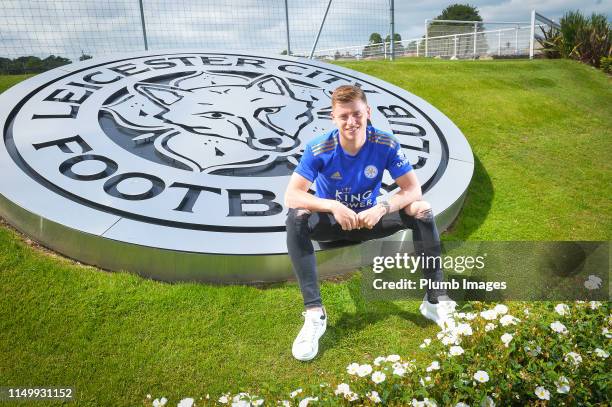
[0,51,473,282]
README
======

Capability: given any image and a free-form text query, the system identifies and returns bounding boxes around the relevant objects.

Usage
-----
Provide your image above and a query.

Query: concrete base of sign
[0,184,468,283]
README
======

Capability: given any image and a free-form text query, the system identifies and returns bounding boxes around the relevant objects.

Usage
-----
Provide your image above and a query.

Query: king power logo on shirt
[0,51,473,279]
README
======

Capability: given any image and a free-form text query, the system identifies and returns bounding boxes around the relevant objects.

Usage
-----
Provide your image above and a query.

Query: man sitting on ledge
[284,84,456,361]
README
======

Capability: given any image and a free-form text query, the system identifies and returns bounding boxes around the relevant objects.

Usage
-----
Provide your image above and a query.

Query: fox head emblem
[102,72,325,173]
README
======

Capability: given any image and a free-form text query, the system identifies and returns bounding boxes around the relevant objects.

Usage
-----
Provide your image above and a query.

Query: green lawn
[0,59,610,406]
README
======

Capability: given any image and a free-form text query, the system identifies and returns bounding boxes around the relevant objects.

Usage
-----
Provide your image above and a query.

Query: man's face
[331,99,371,142]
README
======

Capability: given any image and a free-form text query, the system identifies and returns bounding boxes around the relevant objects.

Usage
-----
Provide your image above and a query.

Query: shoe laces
[297,312,323,344]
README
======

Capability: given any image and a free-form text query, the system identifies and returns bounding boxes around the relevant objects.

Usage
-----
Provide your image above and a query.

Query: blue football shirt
[295,125,413,212]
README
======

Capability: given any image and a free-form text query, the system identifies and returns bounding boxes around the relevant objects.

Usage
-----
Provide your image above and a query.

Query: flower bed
[146,301,610,406]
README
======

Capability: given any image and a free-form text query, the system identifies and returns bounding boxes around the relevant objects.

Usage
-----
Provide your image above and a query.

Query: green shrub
[561,11,611,68]
[601,56,612,74]
[543,11,611,69]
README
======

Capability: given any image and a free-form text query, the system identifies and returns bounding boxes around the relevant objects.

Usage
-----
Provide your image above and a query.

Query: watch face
[0,51,473,281]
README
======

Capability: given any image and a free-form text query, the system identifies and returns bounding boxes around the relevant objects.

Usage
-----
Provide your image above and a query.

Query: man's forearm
[285,189,337,213]
[384,187,422,214]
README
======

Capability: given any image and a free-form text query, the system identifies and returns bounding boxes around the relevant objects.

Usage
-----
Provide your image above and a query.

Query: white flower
[564,351,583,366]
[588,274,602,283]
[494,304,508,315]
[449,345,465,356]
[455,323,473,336]
[555,303,570,316]
[393,366,406,376]
[501,333,513,347]
[473,370,489,383]
[523,308,530,316]
[334,383,349,396]
[603,327,612,339]
[345,392,359,402]
[153,397,168,407]
[419,338,432,348]
[585,275,602,289]
[279,401,291,407]
[218,394,229,404]
[535,386,550,400]
[372,371,386,384]
[412,398,437,407]
[485,323,496,332]
[232,393,252,407]
[386,354,401,362]
[589,301,602,309]
[368,391,381,403]
[441,334,460,346]
[584,280,599,290]
[594,348,609,358]
[550,321,568,334]
[426,361,440,372]
[290,388,303,398]
[373,356,387,366]
[177,398,194,407]
[480,309,498,320]
[298,397,318,407]
[252,399,264,407]
[555,376,570,394]
[455,403,470,407]
[481,396,495,407]
[346,362,360,375]
[499,315,519,327]
[524,344,541,357]
[465,312,477,321]
[357,364,373,377]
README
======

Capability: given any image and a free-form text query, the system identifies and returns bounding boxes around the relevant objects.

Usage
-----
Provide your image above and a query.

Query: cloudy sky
[0,0,609,61]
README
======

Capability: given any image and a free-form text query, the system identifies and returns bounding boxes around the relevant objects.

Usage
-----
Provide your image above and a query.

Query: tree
[435,3,482,22]
[429,4,484,58]
[363,32,384,58]
[79,52,93,61]
[385,33,404,55]
[368,33,383,45]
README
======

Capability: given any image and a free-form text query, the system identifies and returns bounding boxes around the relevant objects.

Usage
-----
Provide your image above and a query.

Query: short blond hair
[331,85,367,108]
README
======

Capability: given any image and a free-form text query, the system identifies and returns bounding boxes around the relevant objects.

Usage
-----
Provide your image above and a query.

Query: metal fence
[0,1,556,74]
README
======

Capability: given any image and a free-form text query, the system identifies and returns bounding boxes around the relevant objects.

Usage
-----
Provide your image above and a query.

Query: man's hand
[329,200,359,231]
[357,204,387,229]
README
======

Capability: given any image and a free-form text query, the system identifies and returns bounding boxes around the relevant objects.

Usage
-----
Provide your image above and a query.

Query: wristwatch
[379,200,391,215]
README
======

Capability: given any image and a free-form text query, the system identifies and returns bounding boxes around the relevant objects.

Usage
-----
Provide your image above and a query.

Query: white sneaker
[420,294,457,330]
[292,309,327,361]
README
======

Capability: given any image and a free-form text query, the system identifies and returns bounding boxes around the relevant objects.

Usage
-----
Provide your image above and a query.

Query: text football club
[0,51,473,282]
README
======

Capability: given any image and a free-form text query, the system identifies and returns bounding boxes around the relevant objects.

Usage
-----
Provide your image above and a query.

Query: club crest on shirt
[364,165,378,179]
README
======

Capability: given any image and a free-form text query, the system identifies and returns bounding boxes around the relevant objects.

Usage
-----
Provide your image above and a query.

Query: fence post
[424,20,428,57]
[529,9,536,59]
[498,30,501,56]
[138,0,148,50]
[515,25,519,55]
[473,21,477,59]
[389,0,395,61]
[309,0,333,59]
[284,0,291,56]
